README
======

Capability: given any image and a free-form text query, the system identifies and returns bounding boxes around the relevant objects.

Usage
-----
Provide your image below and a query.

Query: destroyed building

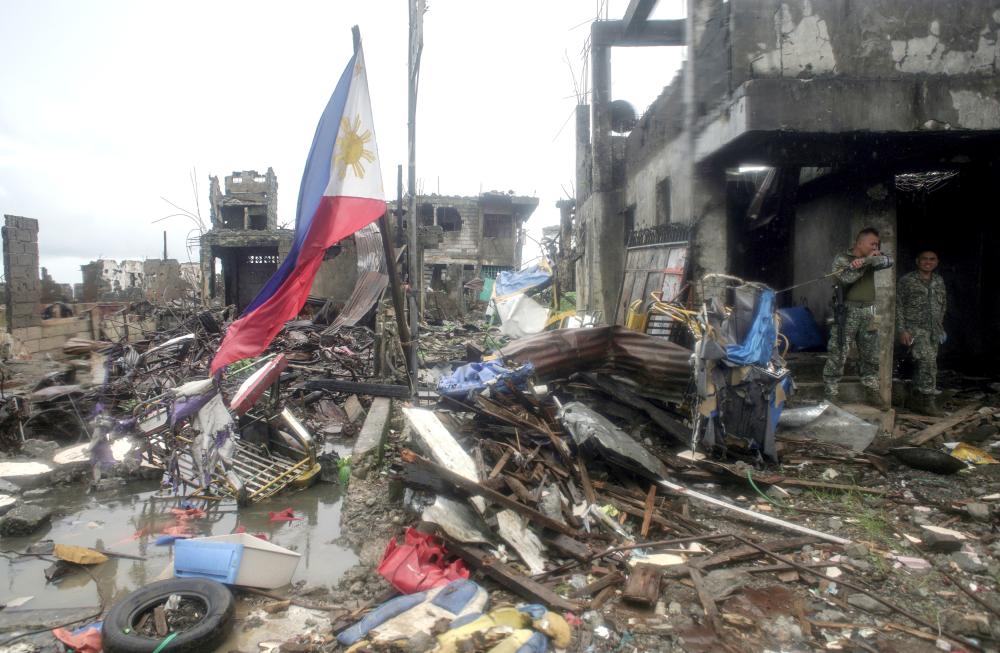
[80,258,201,303]
[199,168,293,312]
[572,0,1000,403]
[415,192,539,304]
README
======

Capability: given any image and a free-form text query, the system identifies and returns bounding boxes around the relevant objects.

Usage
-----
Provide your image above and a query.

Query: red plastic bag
[377,528,469,594]
[268,508,302,522]
[52,624,102,653]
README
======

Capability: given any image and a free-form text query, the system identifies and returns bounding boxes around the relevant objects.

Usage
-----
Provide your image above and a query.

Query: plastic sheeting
[777,306,824,351]
[493,265,551,298]
[436,361,535,400]
[495,293,550,338]
[725,287,777,366]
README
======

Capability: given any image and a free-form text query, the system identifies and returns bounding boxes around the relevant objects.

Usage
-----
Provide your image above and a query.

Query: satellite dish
[610,100,637,133]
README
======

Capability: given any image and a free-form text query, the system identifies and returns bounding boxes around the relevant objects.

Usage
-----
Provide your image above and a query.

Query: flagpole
[352,26,417,395]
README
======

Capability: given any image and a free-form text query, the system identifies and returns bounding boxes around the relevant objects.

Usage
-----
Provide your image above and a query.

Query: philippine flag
[210,45,385,375]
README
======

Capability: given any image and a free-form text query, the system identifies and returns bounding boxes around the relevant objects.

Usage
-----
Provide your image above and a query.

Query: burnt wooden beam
[401,449,584,538]
[593,19,685,47]
[304,378,412,398]
[443,539,580,612]
[623,563,663,607]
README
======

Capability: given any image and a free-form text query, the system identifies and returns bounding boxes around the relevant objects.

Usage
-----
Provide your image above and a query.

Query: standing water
[0,477,359,631]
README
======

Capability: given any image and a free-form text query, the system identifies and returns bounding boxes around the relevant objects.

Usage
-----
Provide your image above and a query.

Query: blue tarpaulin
[777,306,824,351]
[725,288,777,366]
[437,361,535,400]
[493,265,551,298]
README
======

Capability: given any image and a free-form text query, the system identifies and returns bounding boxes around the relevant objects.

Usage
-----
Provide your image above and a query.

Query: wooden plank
[569,571,624,598]
[623,563,662,607]
[488,450,512,479]
[401,449,582,538]
[153,605,168,637]
[505,476,534,504]
[688,567,722,633]
[640,484,657,538]
[304,379,412,398]
[906,405,979,445]
[444,539,579,612]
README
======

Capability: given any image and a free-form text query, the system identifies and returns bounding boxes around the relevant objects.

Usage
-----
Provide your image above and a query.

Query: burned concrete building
[80,258,201,303]
[200,168,293,312]
[416,192,539,298]
[573,0,1000,403]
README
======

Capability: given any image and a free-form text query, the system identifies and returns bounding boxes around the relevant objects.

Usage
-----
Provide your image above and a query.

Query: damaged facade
[200,168,293,312]
[79,258,201,303]
[415,192,539,308]
[573,0,1000,403]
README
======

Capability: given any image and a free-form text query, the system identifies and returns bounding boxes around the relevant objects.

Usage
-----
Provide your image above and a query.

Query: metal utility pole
[163,231,168,260]
[407,0,425,393]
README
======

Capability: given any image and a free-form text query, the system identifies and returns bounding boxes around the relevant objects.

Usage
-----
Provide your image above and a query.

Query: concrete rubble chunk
[19,438,58,459]
[344,394,366,424]
[846,593,891,615]
[919,525,966,553]
[965,502,991,522]
[0,460,54,490]
[0,503,52,537]
[351,397,391,478]
[0,493,19,516]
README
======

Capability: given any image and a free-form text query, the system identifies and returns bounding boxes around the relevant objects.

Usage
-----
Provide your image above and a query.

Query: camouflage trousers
[906,327,939,394]
[823,304,880,395]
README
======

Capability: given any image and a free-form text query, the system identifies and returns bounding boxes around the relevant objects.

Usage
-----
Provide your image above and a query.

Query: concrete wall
[733,0,1000,83]
[792,188,853,323]
[422,196,484,265]
[8,316,92,358]
[311,237,360,303]
[209,168,279,229]
[2,215,41,331]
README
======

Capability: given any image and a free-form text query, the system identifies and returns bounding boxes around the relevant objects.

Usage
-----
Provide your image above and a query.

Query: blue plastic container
[174,539,244,584]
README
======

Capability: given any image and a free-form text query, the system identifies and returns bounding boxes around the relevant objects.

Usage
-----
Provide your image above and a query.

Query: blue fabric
[516,631,550,653]
[337,591,427,645]
[494,266,551,297]
[437,361,534,399]
[777,306,824,351]
[431,579,482,612]
[725,288,777,366]
[243,51,357,316]
[517,604,547,619]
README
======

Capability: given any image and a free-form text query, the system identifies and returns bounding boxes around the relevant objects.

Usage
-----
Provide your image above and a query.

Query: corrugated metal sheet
[499,326,691,403]
[324,223,388,334]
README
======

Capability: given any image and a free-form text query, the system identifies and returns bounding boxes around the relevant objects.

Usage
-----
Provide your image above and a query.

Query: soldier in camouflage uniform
[897,250,947,416]
[823,227,894,406]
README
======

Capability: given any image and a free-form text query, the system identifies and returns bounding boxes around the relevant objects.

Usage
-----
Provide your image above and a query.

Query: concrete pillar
[575,105,591,204]
[2,215,41,331]
[587,34,625,322]
[688,167,728,305]
[849,180,897,408]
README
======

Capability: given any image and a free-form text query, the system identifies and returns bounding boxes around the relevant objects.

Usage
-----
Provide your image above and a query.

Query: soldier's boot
[864,386,887,410]
[911,392,944,417]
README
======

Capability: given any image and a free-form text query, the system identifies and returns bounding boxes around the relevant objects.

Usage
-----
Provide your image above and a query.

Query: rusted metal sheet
[499,326,690,402]
[324,223,388,334]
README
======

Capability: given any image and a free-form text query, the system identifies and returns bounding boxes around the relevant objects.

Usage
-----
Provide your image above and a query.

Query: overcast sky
[0,0,685,285]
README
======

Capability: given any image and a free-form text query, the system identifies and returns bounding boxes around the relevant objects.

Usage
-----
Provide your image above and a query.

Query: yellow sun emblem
[334,114,375,179]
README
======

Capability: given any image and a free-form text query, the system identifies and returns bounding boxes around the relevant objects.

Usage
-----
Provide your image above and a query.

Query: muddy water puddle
[1,477,359,618]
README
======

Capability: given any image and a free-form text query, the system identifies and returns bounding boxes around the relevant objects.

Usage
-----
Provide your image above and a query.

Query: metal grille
[627,223,692,248]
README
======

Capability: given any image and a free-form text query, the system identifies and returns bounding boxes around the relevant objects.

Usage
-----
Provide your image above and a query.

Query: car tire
[101,578,235,653]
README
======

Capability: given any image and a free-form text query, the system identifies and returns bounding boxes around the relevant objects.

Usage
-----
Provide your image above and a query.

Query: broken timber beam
[904,404,979,446]
[400,449,584,538]
[304,379,412,398]
[443,539,580,612]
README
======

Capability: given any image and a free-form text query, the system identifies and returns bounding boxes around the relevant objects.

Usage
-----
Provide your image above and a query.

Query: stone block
[0,504,52,537]
[37,335,66,352]
[352,398,392,477]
